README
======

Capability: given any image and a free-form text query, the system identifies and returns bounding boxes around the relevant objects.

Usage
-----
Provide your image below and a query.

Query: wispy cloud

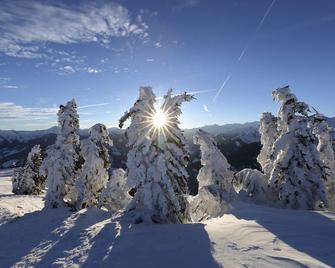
[146,58,155,62]
[86,67,102,74]
[61,65,76,75]
[1,85,18,89]
[203,104,209,112]
[154,42,162,48]
[0,0,149,59]
[0,102,57,120]
[0,77,21,89]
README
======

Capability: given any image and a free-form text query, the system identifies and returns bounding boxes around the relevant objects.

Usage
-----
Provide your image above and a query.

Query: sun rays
[135,100,178,146]
[152,109,167,129]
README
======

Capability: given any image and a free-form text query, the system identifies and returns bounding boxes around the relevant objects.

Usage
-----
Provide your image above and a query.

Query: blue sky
[0,0,335,130]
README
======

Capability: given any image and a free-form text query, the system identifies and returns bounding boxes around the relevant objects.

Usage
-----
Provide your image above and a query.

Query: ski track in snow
[0,170,334,268]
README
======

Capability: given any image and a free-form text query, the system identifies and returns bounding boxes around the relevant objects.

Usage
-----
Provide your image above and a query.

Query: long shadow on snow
[34,208,111,267]
[0,208,72,267]
[0,207,111,267]
[231,202,335,267]
[83,218,221,268]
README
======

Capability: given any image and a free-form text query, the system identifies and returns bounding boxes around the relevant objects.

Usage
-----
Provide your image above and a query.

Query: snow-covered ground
[0,169,44,226]
[0,170,334,267]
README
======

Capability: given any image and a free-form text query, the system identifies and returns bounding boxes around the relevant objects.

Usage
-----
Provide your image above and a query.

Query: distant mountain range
[1,118,333,194]
[0,122,260,143]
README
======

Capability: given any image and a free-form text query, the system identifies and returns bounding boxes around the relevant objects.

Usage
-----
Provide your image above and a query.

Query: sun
[152,109,167,129]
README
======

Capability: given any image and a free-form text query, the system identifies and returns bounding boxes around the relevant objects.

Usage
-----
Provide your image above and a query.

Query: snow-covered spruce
[159,89,194,222]
[189,129,236,221]
[311,112,335,210]
[76,124,113,210]
[257,112,279,177]
[12,145,45,195]
[120,87,189,224]
[268,86,327,210]
[41,99,81,208]
[99,168,131,211]
[234,169,270,204]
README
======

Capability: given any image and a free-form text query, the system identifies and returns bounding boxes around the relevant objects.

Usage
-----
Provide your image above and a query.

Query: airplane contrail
[188,88,217,95]
[213,73,232,102]
[213,0,277,102]
[78,103,110,109]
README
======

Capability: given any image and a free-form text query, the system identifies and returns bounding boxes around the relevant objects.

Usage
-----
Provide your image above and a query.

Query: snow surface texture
[1,170,335,267]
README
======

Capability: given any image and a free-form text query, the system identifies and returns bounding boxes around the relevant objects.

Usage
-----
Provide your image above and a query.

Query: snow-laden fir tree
[234,169,270,204]
[119,87,190,223]
[257,112,279,177]
[76,123,113,209]
[189,129,236,221]
[12,145,45,195]
[159,89,194,222]
[99,168,131,211]
[268,86,327,210]
[41,99,81,208]
[311,112,335,210]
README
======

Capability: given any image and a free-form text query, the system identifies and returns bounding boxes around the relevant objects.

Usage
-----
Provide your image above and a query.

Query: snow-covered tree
[268,86,327,210]
[159,89,194,222]
[41,99,81,208]
[99,168,131,211]
[234,169,270,204]
[120,87,192,224]
[12,145,45,195]
[76,123,113,209]
[257,112,279,177]
[311,113,335,210]
[189,129,236,221]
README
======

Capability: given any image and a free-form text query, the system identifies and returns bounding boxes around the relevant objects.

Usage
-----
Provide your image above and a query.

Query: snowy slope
[0,171,334,267]
[0,169,44,226]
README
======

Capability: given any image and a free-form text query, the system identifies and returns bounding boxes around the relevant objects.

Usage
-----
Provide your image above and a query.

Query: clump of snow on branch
[190,129,236,221]
[41,99,81,208]
[99,168,131,211]
[268,86,327,210]
[12,145,45,195]
[76,123,112,210]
